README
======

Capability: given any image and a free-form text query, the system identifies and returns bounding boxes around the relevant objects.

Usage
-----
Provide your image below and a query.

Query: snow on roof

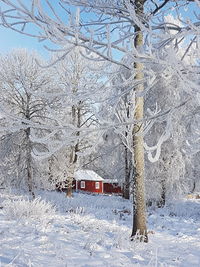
[75,170,104,181]
[103,179,119,184]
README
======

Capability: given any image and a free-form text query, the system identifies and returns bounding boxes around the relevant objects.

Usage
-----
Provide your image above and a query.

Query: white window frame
[80,181,85,189]
[95,182,100,189]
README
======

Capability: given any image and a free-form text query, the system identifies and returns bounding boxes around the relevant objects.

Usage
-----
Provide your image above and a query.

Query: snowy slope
[0,190,200,267]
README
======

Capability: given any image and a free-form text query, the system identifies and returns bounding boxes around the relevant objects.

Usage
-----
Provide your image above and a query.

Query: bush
[2,197,56,221]
[167,199,200,219]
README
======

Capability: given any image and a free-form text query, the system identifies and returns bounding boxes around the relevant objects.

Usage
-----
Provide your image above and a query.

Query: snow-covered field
[0,190,200,267]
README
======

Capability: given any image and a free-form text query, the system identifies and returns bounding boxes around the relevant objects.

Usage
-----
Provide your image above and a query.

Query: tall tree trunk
[25,127,35,199]
[48,157,54,184]
[66,103,81,197]
[157,180,166,208]
[191,180,196,193]
[66,146,76,197]
[124,145,130,199]
[66,175,73,197]
[123,94,131,200]
[131,0,148,242]
[24,92,35,198]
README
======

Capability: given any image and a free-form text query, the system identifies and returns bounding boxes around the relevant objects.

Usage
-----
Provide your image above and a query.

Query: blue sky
[0,26,49,57]
[0,0,67,58]
[0,1,198,59]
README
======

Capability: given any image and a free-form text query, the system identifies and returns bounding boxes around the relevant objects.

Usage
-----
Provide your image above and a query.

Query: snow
[103,179,119,183]
[75,170,104,181]
[0,190,200,266]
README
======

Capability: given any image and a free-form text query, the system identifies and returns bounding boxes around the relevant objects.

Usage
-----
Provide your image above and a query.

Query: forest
[0,0,199,266]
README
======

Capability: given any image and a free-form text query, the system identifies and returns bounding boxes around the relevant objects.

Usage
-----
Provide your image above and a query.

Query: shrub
[2,197,56,221]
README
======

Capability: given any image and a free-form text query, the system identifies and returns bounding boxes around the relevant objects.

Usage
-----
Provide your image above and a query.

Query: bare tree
[48,47,101,197]
[0,49,53,197]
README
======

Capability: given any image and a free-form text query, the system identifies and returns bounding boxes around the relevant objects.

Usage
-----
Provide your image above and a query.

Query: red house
[103,179,122,195]
[74,170,104,194]
[56,170,122,195]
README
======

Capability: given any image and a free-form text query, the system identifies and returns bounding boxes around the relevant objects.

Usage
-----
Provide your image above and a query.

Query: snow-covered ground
[0,190,200,267]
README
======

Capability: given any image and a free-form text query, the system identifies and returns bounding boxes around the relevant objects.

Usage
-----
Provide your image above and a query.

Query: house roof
[103,179,119,184]
[75,170,104,181]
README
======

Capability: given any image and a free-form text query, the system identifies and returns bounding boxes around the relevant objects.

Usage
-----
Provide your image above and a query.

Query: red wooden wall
[56,179,122,195]
[76,180,103,193]
[103,183,122,194]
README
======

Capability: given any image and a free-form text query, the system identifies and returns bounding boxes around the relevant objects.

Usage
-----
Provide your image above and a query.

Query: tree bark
[66,103,81,197]
[25,127,35,199]
[131,0,148,242]
[157,180,166,208]
[66,176,73,197]
[124,145,130,199]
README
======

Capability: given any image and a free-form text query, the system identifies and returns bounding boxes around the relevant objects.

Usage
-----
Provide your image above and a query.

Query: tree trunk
[157,180,166,208]
[191,180,196,193]
[25,127,35,199]
[123,93,131,200]
[66,177,73,197]
[124,145,130,199]
[66,103,81,197]
[131,0,148,242]
[48,157,54,184]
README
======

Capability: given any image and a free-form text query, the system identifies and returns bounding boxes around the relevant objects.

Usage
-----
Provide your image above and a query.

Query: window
[80,181,85,189]
[95,182,100,189]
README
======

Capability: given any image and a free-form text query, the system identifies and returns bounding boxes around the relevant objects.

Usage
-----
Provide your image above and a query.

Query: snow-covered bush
[39,190,132,222]
[167,199,200,220]
[2,196,56,221]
